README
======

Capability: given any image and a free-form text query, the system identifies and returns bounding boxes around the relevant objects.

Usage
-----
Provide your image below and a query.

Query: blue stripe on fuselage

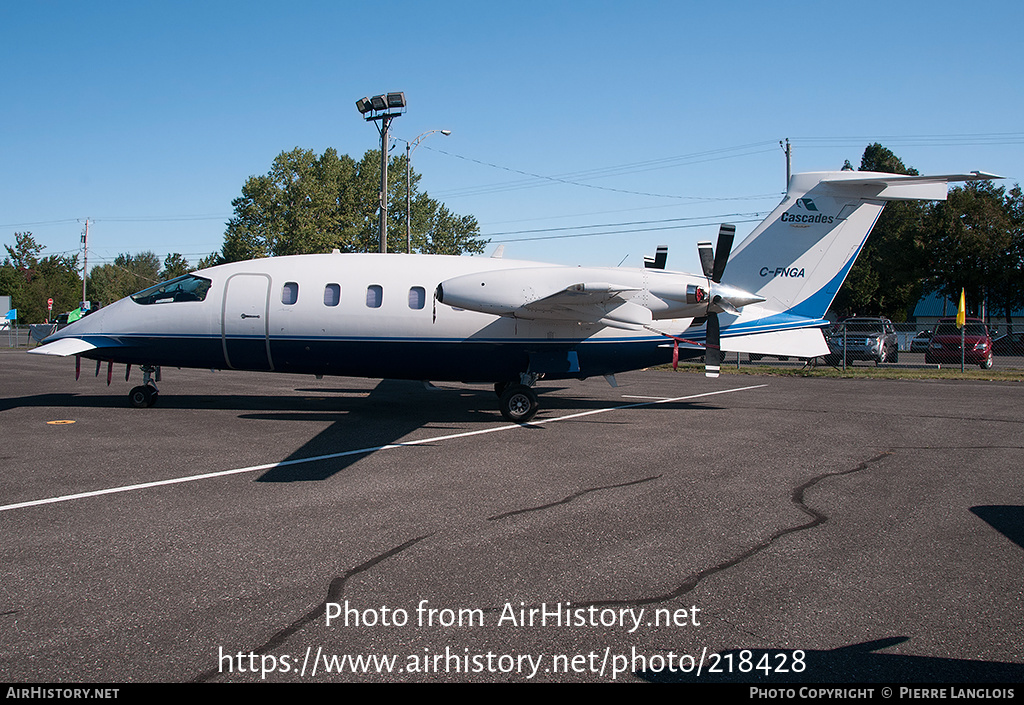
[69,334,703,382]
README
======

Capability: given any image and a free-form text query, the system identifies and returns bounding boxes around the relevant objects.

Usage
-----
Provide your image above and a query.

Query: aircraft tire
[129,386,152,408]
[499,385,538,423]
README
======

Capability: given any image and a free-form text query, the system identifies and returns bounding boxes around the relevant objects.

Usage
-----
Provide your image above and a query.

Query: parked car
[824,317,900,365]
[924,318,993,368]
[992,331,1024,356]
[910,330,932,353]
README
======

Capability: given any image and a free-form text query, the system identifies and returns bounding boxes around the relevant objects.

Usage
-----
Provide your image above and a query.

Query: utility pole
[780,138,791,186]
[81,218,89,308]
[406,129,451,253]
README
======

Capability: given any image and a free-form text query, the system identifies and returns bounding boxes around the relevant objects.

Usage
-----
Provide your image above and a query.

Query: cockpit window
[131,274,212,305]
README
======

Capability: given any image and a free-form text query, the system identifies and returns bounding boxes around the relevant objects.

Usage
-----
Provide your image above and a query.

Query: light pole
[406,129,451,253]
[356,92,406,253]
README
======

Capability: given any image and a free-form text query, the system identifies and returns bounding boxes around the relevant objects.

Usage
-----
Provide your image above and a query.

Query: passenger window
[408,286,426,310]
[282,282,299,305]
[366,284,383,308]
[324,283,341,307]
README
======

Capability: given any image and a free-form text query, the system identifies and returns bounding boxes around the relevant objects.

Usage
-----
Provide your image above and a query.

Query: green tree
[87,252,161,306]
[195,252,221,270]
[832,144,926,320]
[159,253,191,280]
[215,147,486,263]
[1,233,81,323]
[4,231,45,270]
[996,185,1024,332]
[923,181,1019,323]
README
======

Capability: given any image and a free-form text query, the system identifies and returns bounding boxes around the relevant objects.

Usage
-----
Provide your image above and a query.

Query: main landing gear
[128,365,160,408]
[494,373,539,423]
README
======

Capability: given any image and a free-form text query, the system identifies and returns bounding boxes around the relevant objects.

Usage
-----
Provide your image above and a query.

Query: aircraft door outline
[221,272,274,371]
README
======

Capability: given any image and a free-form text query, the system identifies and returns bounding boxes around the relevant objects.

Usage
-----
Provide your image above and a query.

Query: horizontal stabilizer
[819,171,1003,201]
[722,328,830,359]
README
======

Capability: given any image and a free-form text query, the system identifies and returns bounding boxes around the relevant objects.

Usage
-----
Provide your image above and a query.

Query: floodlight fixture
[355,90,408,253]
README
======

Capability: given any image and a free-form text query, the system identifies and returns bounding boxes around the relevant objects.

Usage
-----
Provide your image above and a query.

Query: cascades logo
[780,197,834,224]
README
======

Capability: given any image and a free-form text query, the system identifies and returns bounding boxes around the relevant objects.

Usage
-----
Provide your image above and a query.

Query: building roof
[912,291,1024,321]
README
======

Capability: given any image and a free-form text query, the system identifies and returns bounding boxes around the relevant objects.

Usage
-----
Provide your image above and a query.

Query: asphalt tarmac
[1,350,1022,683]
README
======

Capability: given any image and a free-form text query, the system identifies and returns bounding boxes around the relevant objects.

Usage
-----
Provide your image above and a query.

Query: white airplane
[31,169,997,422]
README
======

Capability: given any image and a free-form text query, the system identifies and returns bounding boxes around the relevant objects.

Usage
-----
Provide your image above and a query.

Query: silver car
[825,317,900,365]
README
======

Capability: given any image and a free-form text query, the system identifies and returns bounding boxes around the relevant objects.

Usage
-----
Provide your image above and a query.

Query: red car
[925,317,993,369]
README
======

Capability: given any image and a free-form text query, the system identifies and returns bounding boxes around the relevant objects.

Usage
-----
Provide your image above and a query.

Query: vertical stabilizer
[724,170,998,322]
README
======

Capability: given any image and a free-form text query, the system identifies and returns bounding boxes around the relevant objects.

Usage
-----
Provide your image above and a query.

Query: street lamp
[356,92,406,253]
[406,129,451,253]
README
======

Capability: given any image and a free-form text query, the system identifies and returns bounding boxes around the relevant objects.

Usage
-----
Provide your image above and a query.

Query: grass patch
[658,362,1024,382]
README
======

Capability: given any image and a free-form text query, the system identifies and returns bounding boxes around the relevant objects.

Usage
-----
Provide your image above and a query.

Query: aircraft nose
[42,297,126,341]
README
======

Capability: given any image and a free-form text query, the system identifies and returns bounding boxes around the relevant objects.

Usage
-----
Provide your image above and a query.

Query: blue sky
[3,1,1022,278]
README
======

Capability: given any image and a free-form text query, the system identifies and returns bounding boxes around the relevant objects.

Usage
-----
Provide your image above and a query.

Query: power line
[484,212,767,238]
[792,132,1024,148]
[425,142,779,200]
[1,214,230,229]
[487,213,768,243]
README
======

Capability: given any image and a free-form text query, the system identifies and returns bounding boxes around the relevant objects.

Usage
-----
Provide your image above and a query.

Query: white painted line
[1,384,766,513]
[621,394,672,400]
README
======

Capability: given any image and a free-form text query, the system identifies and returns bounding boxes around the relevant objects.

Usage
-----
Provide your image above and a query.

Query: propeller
[701,223,736,378]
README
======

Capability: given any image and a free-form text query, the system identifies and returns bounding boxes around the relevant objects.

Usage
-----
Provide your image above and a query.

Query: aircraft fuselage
[64,253,699,383]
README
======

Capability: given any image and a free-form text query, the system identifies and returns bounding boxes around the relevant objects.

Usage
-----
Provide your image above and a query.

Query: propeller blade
[697,241,715,279]
[711,223,735,283]
[705,313,722,378]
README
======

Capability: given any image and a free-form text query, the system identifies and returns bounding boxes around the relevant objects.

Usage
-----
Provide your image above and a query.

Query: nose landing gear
[128,365,160,408]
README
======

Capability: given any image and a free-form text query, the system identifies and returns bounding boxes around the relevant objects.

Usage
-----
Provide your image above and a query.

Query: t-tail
[717,169,1000,358]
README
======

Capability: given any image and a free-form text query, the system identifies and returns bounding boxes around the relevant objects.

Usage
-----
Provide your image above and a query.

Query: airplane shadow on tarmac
[637,636,1024,683]
[971,505,1024,552]
[248,379,719,483]
[0,378,723,483]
